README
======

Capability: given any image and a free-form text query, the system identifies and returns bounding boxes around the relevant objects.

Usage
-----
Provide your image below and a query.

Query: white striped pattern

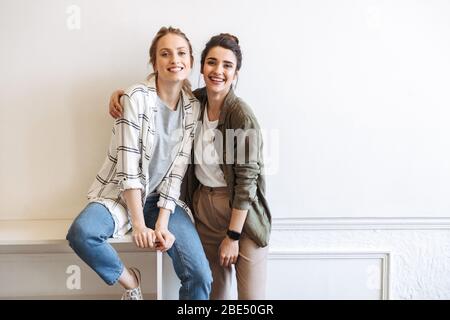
[87,75,200,237]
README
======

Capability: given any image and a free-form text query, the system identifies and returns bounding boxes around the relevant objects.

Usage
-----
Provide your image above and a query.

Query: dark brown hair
[200,33,242,73]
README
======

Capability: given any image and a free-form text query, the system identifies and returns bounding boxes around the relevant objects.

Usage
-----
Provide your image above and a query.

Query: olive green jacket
[180,87,271,247]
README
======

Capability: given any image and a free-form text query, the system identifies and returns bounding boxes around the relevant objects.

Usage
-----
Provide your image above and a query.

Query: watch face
[227,230,240,240]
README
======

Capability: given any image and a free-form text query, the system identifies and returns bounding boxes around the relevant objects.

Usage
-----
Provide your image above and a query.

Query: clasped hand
[132,226,175,252]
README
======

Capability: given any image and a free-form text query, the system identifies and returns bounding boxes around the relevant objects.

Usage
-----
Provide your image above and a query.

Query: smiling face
[154,33,192,83]
[202,46,238,95]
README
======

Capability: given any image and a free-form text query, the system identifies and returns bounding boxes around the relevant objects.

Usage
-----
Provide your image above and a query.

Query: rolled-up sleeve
[116,94,144,191]
[231,116,261,210]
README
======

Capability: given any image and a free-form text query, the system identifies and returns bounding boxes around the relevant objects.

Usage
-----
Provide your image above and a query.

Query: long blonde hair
[148,26,193,94]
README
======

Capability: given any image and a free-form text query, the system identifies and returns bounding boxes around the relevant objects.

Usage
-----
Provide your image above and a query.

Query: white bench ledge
[0,219,134,246]
[0,219,163,299]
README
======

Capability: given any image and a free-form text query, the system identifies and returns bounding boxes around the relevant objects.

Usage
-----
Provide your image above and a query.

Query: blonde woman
[67,27,212,300]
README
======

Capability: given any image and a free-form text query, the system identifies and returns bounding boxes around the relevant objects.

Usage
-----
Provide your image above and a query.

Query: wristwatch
[226,229,241,241]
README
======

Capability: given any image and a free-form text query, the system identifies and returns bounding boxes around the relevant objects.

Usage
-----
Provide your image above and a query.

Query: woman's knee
[67,203,112,247]
[66,219,90,248]
[66,216,102,248]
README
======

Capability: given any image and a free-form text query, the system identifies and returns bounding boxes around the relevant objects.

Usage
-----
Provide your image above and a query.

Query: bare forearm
[123,189,145,229]
[220,208,246,267]
[228,208,248,233]
[155,208,171,230]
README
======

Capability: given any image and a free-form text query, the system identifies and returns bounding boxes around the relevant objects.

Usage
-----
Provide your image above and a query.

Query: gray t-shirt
[147,96,184,194]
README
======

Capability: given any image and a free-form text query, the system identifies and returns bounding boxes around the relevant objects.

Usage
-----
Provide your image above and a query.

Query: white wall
[2,0,450,220]
[1,0,449,299]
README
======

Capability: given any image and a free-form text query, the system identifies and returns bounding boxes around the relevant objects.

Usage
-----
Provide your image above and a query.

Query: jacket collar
[195,86,237,125]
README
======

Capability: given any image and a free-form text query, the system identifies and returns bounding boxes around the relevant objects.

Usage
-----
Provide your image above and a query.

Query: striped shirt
[87,75,199,237]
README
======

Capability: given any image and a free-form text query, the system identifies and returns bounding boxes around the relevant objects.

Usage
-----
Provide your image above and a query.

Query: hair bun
[220,33,239,44]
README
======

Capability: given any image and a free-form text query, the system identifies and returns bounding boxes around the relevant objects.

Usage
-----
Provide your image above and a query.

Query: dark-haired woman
[110,33,271,300]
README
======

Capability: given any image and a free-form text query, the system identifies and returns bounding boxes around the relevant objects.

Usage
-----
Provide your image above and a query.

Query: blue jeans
[66,194,212,299]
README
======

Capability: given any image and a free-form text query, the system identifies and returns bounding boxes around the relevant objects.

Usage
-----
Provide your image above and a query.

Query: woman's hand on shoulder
[109,89,125,119]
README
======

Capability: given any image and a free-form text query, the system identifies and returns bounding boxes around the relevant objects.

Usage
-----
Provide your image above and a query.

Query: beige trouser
[193,184,269,300]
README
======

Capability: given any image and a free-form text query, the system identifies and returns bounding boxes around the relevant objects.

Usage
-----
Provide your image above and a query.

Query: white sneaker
[121,267,143,300]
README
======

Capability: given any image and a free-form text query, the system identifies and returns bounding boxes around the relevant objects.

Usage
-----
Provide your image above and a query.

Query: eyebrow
[206,57,234,65]
[159,47,188,52]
